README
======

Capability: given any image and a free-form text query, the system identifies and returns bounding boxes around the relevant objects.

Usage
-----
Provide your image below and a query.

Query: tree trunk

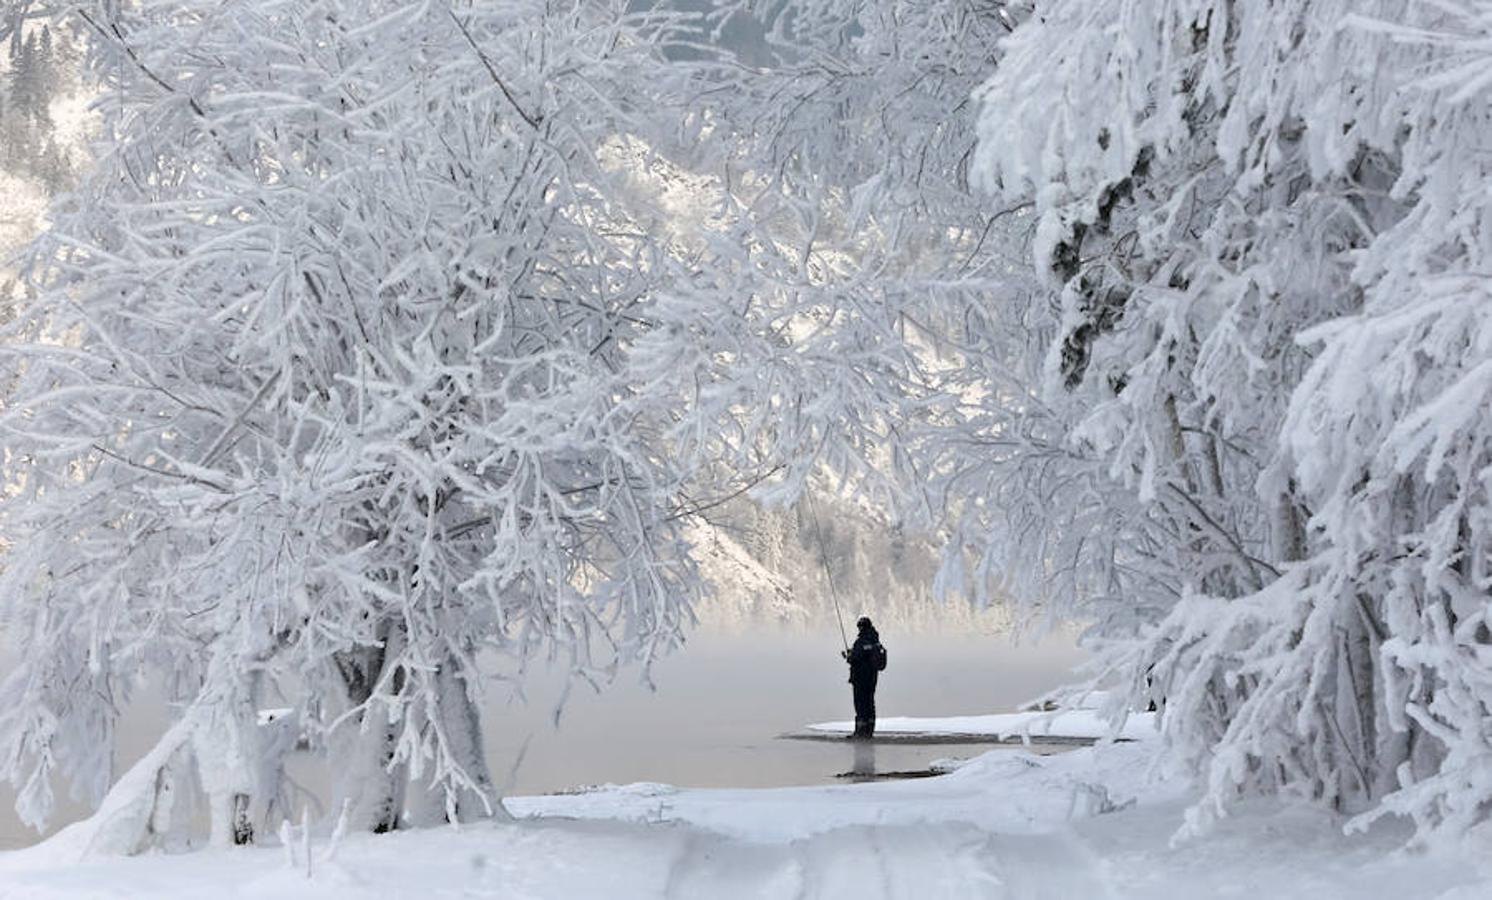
[405,656,503,826]
[332,617,409,833]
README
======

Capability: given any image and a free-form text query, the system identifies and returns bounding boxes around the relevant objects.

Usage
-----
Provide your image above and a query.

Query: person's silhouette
[841,616,887,738]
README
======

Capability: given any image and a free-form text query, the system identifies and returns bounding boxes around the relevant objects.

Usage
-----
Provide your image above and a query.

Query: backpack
[875,643,888,672]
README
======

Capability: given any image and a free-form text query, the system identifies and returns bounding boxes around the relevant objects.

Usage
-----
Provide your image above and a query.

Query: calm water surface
[484,625,1085,793]
[0,624,1085,849]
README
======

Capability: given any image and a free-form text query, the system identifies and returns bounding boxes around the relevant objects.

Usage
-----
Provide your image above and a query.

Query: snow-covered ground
[0,739,1485,899]
[802,709,1157,742]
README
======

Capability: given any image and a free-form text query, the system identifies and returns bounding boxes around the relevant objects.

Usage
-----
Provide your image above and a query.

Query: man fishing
[842,616,887,739]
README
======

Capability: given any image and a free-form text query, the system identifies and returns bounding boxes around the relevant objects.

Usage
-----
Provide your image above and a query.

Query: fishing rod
[805,489,849,653]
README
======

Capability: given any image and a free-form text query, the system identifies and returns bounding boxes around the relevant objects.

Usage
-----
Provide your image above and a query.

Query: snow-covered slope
[684,520,808,626]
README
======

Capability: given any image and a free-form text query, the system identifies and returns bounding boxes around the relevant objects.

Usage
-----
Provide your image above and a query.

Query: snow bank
[1,743,1486,899]
[506,743,1175,842]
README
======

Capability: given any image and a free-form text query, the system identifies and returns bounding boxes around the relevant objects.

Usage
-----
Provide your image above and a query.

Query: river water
[0,624,1086,849]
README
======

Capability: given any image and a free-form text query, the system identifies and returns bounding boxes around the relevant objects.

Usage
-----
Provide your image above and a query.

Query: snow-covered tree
[0,6,84,264]
[965,0,1492,843]
[672,0,1492,846]
[0,0,707,849]
[1,15,78,190]
[632,1,1023,530]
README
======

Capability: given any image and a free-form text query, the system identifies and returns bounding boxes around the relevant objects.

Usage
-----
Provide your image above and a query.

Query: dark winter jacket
[846,625,886,685]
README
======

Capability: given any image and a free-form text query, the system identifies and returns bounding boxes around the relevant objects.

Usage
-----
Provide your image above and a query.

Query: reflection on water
[0,622,1086,849]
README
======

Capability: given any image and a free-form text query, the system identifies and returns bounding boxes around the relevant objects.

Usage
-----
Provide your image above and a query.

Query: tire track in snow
[979,829,1116,900]
[658,821,1108,899]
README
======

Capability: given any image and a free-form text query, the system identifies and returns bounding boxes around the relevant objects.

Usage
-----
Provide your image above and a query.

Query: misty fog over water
[0,620,1086,850]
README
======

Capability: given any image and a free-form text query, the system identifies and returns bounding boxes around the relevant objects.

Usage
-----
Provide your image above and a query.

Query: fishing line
[805,489,849,653]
